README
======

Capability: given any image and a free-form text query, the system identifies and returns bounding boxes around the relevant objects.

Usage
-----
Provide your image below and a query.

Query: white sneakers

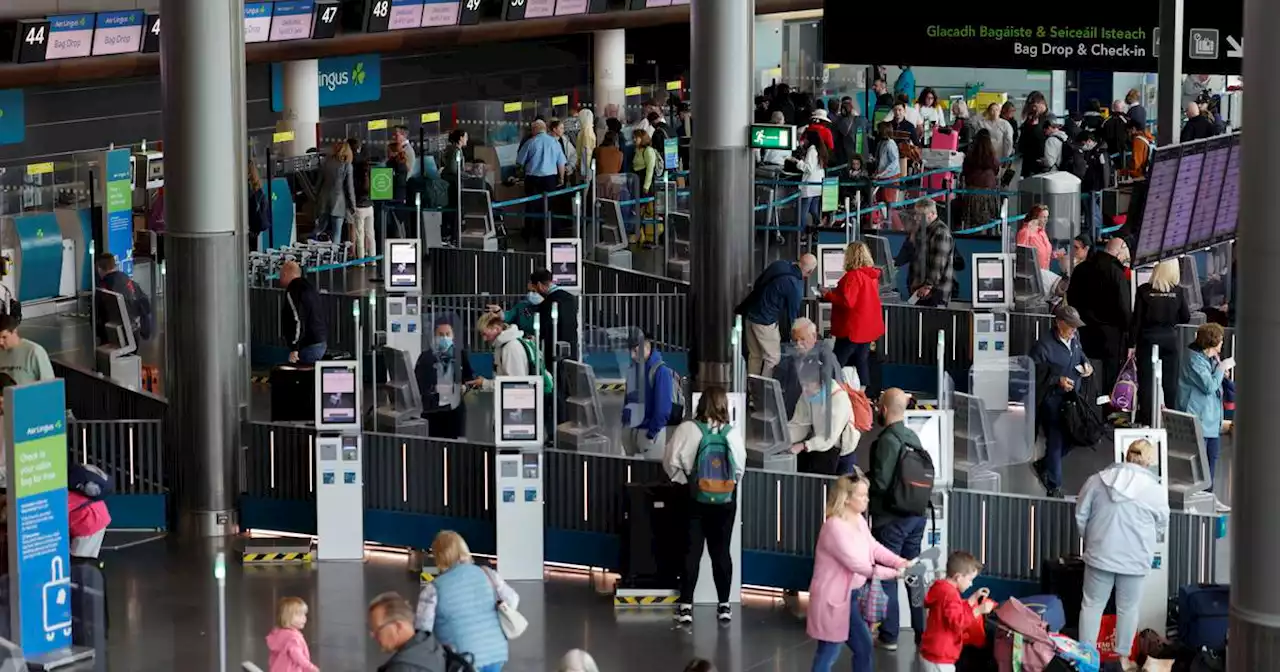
[673,603,733,624]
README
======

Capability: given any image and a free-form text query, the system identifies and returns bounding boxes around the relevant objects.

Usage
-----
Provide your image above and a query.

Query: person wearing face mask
[488,287,542,337]
[530,269,579,362]
[472,313,530,390]
[772,318,842,417]
[786,359,856,476]
[415,317,476,440]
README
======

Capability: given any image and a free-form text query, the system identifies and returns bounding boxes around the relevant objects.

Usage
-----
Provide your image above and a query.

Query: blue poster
[270,55,382,112]
[103,149,133,276]
[6,379,71,657]
[0,89,24,146]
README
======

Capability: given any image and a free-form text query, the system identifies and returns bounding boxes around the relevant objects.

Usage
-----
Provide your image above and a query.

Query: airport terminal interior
[0,0,1264,669]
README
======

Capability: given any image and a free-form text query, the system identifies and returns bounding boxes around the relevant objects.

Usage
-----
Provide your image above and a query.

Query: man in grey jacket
[1074,439,1170,666]
[369,592,448,672]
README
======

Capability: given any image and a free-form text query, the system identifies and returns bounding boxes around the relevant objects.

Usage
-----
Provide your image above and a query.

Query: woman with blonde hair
[807,473,909,671]
[557,649,599,672]
[575,108,597,177]
[415,531,520,672]
[822,241,883,386]
[1130,259,1190,424]
[1075,439,1170,667]
[313,140,356,244]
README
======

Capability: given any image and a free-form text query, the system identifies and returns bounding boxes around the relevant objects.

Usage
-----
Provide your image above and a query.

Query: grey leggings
[1077,565,1145,657]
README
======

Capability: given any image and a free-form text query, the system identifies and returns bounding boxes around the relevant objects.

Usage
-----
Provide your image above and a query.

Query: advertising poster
[103,149,134,276]
[821,177,839,213]
[663,137,679,171]
[6,379,71,657]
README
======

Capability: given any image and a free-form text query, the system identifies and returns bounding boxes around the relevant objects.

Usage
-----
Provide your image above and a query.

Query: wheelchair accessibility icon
[42,556,72,641]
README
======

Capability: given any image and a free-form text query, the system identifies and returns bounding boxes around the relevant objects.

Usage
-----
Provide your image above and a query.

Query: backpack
[692,422,738,505]
[647,363,686,426]
[649,145,666,181]
[1061,140,1088,178]
[68,464,113,504]
[1061,387,1107,448]
[1111,354,1139,412]
[248,187,272,235]
[518,337,554,395]
[837,382,874,432]
[886,439,935,516]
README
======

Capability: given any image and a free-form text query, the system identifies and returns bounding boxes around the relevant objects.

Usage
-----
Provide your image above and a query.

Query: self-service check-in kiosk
[384,239,422,366]
[892,408,953,628]
[1112,428,1170,634]
[132,150,164,202]
[745,374,796,472]
[815,243,845,337]
[689,391,746,605]
[314,360,364,561]
[372,347,428,436]
[95,289,142,390]
[494,376,545,581]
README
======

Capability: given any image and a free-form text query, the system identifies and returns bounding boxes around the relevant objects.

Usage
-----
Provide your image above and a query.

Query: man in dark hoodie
[369,592,449,672]
[1066,237,1132,401]
[95,252,150,344]
[1101,101,1131,170]
[279,260,328,364]
[833,96,870,166]
[1180,101,1216,143]
[736,254,817,376]
[530,268,579,362]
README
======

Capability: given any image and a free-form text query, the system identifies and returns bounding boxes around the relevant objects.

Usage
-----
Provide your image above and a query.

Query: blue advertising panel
[104,149,133,276]
[0,89,24,146]
[6,379,71,657]
[270,54,382,112]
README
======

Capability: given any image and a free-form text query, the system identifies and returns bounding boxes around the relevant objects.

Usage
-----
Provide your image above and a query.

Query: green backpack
[518,337,554,395]
[692,422,737,505]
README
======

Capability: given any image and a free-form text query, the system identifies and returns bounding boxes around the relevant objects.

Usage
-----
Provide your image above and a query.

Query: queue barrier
[427,246,689,296]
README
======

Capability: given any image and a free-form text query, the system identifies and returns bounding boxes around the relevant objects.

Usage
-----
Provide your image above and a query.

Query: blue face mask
[435,336,453,352]
[807,389,826,405]
[526,291,545,306]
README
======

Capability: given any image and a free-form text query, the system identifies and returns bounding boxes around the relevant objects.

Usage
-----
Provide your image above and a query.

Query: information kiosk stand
[1112,428,1170,634]
[314,360,364,561]
[494,376,545,581]
[95,288,142,390]
[384,239,423,366]
[970,254,1014,408]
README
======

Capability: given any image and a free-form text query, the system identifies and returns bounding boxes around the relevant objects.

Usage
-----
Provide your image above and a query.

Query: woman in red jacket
[824,242,885,388]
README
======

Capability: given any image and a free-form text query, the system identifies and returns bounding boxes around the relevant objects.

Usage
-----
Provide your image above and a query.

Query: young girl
[266,597,319,672]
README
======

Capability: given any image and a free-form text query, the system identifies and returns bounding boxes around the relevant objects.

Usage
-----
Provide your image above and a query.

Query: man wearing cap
[1030,305,1094,497]
[806,109,835,152]
[1040,114,1069,173]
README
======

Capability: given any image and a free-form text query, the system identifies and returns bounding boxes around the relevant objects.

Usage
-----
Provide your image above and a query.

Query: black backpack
[443,646,476,672]
[1061,140,1088,179]
[887,441,936,516]
[1061,387,1106,448]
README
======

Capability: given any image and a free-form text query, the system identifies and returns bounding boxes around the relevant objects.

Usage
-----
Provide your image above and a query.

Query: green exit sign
[750,124,796,151]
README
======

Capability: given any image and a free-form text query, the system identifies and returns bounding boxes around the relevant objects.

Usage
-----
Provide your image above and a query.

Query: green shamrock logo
[352,62,366,86]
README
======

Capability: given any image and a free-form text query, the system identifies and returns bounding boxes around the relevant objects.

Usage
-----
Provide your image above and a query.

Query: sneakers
[717,603,732,622]
[674,604,692,625]
[1046,487,1066,499]
[876,640,899,652]
[1214,496,1232,513]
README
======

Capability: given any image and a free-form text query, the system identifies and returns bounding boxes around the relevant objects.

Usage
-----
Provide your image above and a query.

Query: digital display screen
[319,365,358,425]
[1135,150,1180,261]
[523,0,557,17]
[555,0,591,14]
[1213,144,1241,239]
[819,248,844,289]
[388,242,418,289]
[44,14,94,61]
[975,258,1008,305]
[549,241,579,287]
[421,0,460,26]
[1187,144,1230,247]
[1161,149,1204,253]
[639,0,674,6]
[499,380,540,443]
[91,10,144,56]
[388,0,425,29]
[269,1,313,41]
[244,2,274,43]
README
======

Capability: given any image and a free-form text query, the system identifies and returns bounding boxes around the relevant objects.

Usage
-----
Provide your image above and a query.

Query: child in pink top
[266,597,319,672]
[808,474,909,672]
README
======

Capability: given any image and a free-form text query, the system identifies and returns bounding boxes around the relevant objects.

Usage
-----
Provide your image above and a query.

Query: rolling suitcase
[141,365,160,394]
[270,365,314,422]
[1041,557,1114,633]
[1177,584,1229,650]
[70,559,107,650]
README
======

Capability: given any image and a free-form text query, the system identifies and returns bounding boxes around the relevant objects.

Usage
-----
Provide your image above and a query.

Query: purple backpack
[1111,354,1139,412]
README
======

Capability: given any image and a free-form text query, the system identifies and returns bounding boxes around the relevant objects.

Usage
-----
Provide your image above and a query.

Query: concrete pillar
[593,29,626,121]
[1231,0,1280,665]
[280,59,320,156]
[1155,0,1183,145]
[159,0,246,537]
[690,0,753,389]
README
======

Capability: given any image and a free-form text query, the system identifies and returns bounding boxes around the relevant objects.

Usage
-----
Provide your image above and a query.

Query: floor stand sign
[314,360,364,561]
[1113,428,1170,635]
[384,239,422,366]
[5,379,94,669]
[494,376,544,582]
[689,392,745,605]
[99,148,134,276]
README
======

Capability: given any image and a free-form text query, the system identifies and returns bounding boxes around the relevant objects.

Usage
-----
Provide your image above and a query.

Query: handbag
[857,580,888,625]
[482,567,528,639]
[1111,354,1140,412]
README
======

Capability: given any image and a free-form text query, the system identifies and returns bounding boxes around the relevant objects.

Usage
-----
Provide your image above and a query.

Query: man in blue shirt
[1031,304,1095,498]
[515,119,566,244]
[735,254,816,376]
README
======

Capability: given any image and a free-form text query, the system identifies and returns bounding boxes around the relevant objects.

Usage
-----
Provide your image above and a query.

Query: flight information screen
[91,10,144,56]
[1161,145,1205,254]
[1135,148,1180,262]
[1213,143,1241,239]
[1187,140,1230,247]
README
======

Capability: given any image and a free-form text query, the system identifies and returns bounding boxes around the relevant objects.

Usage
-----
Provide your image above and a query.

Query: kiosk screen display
[319,365,358,425]
[975,257,1007,305]
[819,247,845,289]
[91,11,144,56]
[1213,143,1241,239]
[44,14,94,60]
[243,2,273,43]
[499,380,540,443]
[268,1,313,41]
[549,241,579,288]
[1187,139,1231,248]
[1135,149,1180,261]
[1161,146,1205,253]
[388,242,419,289]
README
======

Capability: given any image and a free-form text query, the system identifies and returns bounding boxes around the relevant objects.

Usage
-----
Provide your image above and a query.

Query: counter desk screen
[549,241,580,288]
[974,257,1008,306]
[387,241,420,290]
[91,10,144,56]
[44,14,94,60]
[818,246,845,290]
[318,364,359,427]
[499,380,540,444]
[269,1,314,41]
[1134,147,1181,263]
[243,2,274,43]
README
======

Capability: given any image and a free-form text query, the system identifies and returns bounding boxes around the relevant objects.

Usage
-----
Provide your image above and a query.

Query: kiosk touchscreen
[385,239,421,293]
[493,375,545,581]
[546,238,582,292]
[495,376,544,447]
[1111,428,1170,635]
[314,361,360,432]
[971,253,1013,310]
[816,243,847,290]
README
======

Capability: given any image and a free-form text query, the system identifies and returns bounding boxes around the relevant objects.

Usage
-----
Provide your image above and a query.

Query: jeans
[1039,402,1074,490]
[313,214,344,245]
[801,195,823,228]
[1077,565,1144,657]
[296,342,327,365]
[680,500,736,605]
[811,585,874,672]
[833,338,871,389]
[836,452,859,477]
[872,515,926,644]
[1204,436,1220,492]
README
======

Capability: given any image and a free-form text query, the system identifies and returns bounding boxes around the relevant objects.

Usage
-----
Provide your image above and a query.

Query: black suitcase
[70,559,107,651]
[619,483,687,589]
[270,365,314,422]
[1041,556,1115,634]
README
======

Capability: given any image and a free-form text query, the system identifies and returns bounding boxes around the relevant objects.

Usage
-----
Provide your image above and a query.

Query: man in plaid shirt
[906,199,954,307]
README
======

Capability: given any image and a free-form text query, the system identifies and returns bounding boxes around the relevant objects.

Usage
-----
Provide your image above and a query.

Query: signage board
[663,137,679,171]
[421,111,441,123]
[370,167,394,201]
[555,0,591,15]
[91,10,144,56]
[421,0,460,27]
[821,176,839,212]
[269,1,314,41]
[243,2,274,43]
[387,0,425,30]
[0,89,24,146]
[103,149,134,276]
[750,124,795,151]
[312,0,342,38]
[44,14,94,61]
[270,54,382,112]
[141,14,160,53]
[504,0,556,20]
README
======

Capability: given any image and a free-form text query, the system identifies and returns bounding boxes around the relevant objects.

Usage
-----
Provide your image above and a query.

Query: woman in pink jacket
[808,473,909,671]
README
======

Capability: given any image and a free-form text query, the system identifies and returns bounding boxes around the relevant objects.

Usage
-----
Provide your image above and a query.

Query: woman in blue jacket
[1175,322,1231,512]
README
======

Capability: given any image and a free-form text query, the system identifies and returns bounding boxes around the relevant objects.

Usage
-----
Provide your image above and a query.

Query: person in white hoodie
[1040,115,1069,173]
[785,359,858,476]
[787,129,830,228]
[1075,439,1171,669]
[973,102,1015,159]
[473,313,530,388]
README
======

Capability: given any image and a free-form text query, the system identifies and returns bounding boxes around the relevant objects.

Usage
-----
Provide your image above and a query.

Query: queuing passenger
[773,318,842,416]
[915,87,946,135]
[247,159,272,253]
[1102,101,1132,168]
[824,242,883,385]
[473,313,530,385]
[622,331,677,460]
[754,95,772,124]
[575,108,597,177]
[972,103,1014,158]
[735,254,816,376]
[631,128,660,220]
[1068,237,1132,397]
[906,199,954,307]
[593,130,624,176]
[1016,204,1064,271]
[67,464,111,559]
[530,268,580,362]
[386,142,411,236]
[1040,115,1068,173]
[313,140,356,245]
[647,111,672,163]
[347,138,376,257]
[960,130,1001,227]
[556,649,599,672]
[1081,99,1106,134]
[278,261,328,365]
[894,65,915,100]
[1030,305,1094,498]
[866,76,893,125]
[948,100,972,149]
[786,359,857,476]
[1075,439,1170,663]
[1125,89,1147,129]
[769,83,799,126]
[392,124,418,179]
[833,96,869,166]
[414,531,519,672]
[887,103,920,145]
[809,472,910,671]
[919,552,995,672]
[873,122,902,205]
[806,109,836,151]
[868,388,927,649]
[368,592,450,672]
[94,252,153,344]
[756,111,792,166]
[516,120,566,244]
[1180,100,1216,142]
[1018,91,1049,177]
[549,119,578,182]
[788,129,829,228]
[265,597,318,672]
[664,387,746,625]
[1175,323,1232,511]
[1000,101,1020,145]
[1130,259,1189,425]
[416,318,475,440]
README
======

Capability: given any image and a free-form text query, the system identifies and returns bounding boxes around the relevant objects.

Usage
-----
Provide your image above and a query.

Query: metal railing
[53,361,168,421]
[248,287,362,357]
[427,247,690,296]
[68,419,167,495]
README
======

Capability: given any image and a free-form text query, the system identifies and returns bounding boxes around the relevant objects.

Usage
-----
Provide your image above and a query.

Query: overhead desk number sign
[244,2,274,44]
[44,14,94,61]
[91,10,144,56]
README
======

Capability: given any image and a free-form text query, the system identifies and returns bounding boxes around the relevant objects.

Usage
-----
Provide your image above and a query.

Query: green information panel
[821,177,840,213]
[750,124,796,151]
[105,180,131,213]
[370,167,393,201]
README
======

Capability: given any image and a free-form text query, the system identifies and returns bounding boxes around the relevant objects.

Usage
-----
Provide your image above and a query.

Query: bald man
[867,387,928,648]
[1067,236,1131,395]
[736,254,817,376]
[279,260,328,364]
[516,117,567,244]
[1180,100,1215,142]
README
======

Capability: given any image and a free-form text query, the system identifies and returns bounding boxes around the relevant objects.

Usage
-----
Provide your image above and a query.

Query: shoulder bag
[482,566,528,639]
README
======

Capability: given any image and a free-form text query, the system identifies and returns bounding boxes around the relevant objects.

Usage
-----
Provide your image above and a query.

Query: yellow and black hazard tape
[914,403,937,411]
[596,382,626,392]
[613,595,680,606]
[242,551,313,563]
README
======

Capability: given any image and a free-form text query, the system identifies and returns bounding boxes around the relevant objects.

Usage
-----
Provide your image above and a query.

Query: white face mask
[526,291,545,306]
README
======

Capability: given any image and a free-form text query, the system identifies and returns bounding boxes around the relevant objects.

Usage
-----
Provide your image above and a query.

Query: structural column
[690,0,753,389]
[1231,0,1280,665]
[593,30,626,121]
[280,59,320,156]
[159,0,246,536]
[1155,0,1183,145]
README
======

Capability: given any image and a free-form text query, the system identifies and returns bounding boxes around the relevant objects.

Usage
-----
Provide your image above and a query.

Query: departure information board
[1187,138,1230,247]
[91,10,144,56]
[1134,133,1240,264]
[1213,143,1241,239]
[244,2,274,43]
[1135,148,1180,263]
[1162,146,1204,254]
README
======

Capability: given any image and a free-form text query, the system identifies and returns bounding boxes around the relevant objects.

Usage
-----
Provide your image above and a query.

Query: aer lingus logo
[352,61,366,86]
